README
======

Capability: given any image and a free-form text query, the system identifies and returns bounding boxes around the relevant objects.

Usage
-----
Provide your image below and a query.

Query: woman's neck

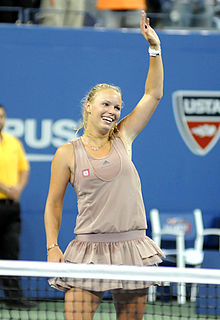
[83,131,109,143]
[82,131,110,152]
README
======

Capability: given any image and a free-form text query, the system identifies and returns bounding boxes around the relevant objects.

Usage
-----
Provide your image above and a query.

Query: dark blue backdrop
[0,24,219,261]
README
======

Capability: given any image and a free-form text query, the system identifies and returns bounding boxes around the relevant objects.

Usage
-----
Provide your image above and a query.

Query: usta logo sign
[172,90,220,156]
[5,118,80,161]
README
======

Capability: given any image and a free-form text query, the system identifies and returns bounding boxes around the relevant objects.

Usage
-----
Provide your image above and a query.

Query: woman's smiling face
[87,89,122,132]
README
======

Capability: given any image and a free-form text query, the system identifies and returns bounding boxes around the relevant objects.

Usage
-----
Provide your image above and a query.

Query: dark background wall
[0,25,219,261]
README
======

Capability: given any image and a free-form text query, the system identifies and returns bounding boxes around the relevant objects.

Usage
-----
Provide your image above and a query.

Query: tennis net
[0,260,219,319]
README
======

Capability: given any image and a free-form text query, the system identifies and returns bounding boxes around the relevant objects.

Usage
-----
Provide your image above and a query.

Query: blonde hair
[75,83,122,138]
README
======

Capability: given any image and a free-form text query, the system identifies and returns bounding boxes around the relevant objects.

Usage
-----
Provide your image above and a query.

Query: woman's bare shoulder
[56,142,74,155]
[53,142,75,165]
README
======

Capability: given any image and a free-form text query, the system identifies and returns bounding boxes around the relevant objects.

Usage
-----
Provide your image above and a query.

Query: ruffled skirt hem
[49,235,165,292]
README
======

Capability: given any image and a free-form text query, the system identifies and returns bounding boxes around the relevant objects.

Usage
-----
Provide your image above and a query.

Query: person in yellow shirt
[0,104,32,308]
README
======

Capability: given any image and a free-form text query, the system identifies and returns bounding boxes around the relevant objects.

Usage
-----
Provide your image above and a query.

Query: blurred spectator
[39,0,85,27]
[169,0,214,28]
[0,1,18,23]
[213,0,220,28]
[0,1,40,24]
[160,0,174,27]
[96,0,147,29]
[147,0,162,28]
[84,0,97,26]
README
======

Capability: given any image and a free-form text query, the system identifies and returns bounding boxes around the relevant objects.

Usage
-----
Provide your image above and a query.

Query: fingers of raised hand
[141,11,150,35]
[140,11,146,29]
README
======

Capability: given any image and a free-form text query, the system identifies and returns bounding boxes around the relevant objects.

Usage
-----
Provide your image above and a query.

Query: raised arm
[44,143,73,262]
[118,11,164,145]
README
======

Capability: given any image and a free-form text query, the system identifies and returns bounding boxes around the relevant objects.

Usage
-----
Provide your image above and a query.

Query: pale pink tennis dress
[49,136,165,291]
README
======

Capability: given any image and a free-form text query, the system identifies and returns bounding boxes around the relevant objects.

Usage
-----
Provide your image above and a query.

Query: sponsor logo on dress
[82,169,90,177]
[172,90,220,155]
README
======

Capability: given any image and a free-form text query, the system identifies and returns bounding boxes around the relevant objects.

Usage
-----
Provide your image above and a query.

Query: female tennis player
[44,10,164,320]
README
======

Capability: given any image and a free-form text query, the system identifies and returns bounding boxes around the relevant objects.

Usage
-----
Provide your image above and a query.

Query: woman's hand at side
[47,246,64,263]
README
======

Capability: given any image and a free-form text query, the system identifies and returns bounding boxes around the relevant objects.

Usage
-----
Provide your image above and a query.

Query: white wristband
[148,46,161,57]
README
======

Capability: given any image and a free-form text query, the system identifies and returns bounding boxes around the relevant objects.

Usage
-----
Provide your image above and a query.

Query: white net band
[0,260,219,285]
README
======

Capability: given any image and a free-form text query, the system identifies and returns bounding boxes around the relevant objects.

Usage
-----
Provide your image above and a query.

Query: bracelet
[47,243,58,252]
[148,46,161,57]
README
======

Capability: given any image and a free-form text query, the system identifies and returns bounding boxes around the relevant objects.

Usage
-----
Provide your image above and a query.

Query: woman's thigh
[65,287,104,320]
[112,288,147,320]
